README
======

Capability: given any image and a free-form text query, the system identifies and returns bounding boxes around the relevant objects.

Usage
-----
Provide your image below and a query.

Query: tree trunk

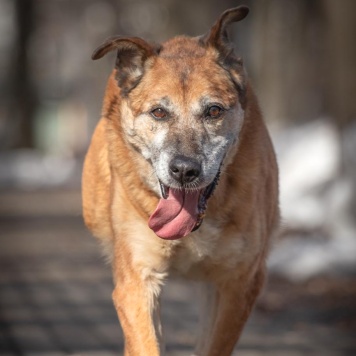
[10,0,37,148]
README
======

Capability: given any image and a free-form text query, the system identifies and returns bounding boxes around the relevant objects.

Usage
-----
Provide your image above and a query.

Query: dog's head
[93,6,249,239]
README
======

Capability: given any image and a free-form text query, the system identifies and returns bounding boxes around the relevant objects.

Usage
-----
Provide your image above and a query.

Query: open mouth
[148,170,221,240]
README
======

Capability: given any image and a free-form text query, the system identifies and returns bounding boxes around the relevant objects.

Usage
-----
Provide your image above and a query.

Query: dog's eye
[206,105,223,119]
[151,108,167,120]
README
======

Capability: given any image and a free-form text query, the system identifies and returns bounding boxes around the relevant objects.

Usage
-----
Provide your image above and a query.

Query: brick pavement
[0,190,355,355]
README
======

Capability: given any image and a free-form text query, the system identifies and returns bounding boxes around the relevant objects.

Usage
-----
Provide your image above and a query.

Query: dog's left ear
[92,36,161,95]
[202,6,249,61]
[201,6,249,95]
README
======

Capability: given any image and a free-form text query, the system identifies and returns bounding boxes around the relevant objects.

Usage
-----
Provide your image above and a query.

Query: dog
[82,5,279,356]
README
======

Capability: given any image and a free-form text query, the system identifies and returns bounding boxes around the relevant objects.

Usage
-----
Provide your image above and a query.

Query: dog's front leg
[112,248,165,356]
[194,282,219,355]
[195,269,265,356]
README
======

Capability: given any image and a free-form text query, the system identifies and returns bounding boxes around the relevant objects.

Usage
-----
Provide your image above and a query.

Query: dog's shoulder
[82,118,112,241]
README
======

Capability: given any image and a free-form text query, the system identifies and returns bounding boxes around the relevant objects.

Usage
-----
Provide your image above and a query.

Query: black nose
[169,155,201,184]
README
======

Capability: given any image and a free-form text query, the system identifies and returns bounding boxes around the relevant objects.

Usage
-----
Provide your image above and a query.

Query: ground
[0,189,355,355]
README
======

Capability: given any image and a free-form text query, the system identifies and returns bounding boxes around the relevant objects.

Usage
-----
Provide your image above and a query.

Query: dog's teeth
[159,181,168,199]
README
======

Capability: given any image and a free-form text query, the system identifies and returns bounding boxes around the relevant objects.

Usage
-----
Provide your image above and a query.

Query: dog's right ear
[92,36,161,95]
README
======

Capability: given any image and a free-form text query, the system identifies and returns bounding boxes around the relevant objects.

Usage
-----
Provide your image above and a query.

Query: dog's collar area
[192,168,221,231]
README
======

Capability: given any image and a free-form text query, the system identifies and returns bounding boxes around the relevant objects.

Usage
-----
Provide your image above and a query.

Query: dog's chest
[169,220,246,278]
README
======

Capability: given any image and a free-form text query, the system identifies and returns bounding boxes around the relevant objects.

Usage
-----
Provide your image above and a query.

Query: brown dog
[82,5,279,356]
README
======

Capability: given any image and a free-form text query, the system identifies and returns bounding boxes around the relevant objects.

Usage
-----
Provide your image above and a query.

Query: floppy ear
[201,6,249,103]
[92,36,161,95]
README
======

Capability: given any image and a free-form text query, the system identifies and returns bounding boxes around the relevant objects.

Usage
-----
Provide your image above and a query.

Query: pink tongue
[148,189,200,240]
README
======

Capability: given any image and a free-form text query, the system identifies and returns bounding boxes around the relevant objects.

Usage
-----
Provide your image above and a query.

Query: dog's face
[93,6,249,239]
[123,40,244,191]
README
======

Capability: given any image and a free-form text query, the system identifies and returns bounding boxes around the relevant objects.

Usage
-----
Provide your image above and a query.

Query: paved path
[0,190,355,355]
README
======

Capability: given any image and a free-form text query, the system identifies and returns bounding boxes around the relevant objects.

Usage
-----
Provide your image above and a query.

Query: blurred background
[0,0,355,355]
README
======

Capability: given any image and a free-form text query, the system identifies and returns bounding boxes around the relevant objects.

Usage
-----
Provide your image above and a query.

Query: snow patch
[269,119,356,280]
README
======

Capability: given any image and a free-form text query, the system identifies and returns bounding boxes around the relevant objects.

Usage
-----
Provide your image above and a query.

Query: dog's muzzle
[148,164,221,240]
